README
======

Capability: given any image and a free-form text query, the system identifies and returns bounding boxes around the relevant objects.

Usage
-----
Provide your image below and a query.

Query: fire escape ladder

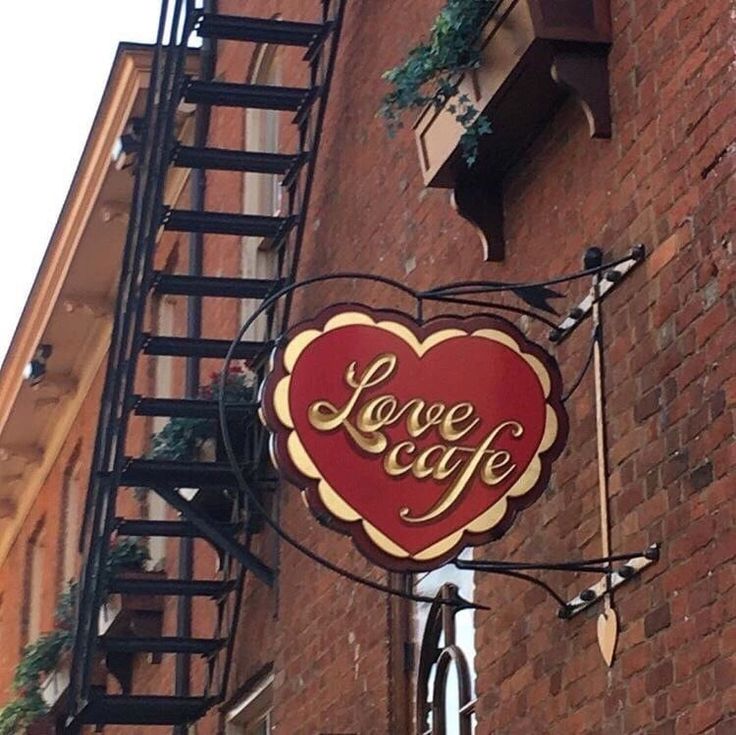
[68,0,347,730]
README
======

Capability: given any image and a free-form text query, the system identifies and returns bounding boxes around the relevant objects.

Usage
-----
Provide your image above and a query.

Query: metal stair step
[116,518,240,539]
[163,208,295,239]
[108,576,236,598]
[121,458,245,488]
[133,397,258,419]
[173,145,306,176]
[196,13,329,49]
[141,335,270,360]
[152,272,283,299]
[77,695,213,726]
[101,636,227,656]
[184,79,316,112]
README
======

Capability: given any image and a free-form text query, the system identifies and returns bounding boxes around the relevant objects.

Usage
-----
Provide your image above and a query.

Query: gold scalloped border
[268,311,560,563]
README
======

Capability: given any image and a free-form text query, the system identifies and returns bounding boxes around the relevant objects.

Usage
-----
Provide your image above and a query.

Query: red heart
[262,307,568,570]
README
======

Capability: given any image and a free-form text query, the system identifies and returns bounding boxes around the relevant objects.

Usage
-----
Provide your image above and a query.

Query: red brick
[646,226,691,278]
[1,3,733,734]
[645,604,672,638]
[646,661,673,695]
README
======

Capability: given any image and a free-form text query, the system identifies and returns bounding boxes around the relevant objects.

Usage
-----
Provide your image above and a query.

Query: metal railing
[69,0,199,721]
[69,0,348,726]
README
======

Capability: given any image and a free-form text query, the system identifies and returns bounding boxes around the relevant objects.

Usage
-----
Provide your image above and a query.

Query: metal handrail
[69,0,197,721]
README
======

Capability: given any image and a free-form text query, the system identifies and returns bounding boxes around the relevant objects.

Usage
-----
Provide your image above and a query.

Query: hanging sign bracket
[453,245,660,666]
[549,244,645,343]
[561,543,660,618]
[453,543,660,618]
[219,246,661,642]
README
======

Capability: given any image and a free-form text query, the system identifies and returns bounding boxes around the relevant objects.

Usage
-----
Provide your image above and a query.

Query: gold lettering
[413,445,446,479]
[406,401,445,438]
[481,450,515,485]
[384,441,416,476]
[309,354,397,453]
[432,446,464,481]
[307,354,526,523]
[400,421,523,523]
[357,395,399,433]
[440,402,480,441]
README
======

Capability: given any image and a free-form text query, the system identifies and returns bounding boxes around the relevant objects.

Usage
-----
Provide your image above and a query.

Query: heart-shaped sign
[261,306,568,571]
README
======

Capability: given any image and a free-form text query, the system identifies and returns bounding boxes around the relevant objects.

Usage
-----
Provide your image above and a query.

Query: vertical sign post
[588,247,618,666]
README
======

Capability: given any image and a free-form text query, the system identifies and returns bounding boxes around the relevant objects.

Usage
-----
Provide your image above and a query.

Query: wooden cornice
[0,46,158,564]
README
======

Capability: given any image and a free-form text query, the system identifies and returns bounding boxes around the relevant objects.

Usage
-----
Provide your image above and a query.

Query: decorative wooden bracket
[452,178,505,262]
[551,50,612,139]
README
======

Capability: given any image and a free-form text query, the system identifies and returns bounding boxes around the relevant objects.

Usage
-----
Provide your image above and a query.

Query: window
[226,674,274,735]
[414,552,477,735]
[244,44,283,220]
[60,452,82,587]
[241,43,281,341]
[24,522,45,644]
[148,294,178,569]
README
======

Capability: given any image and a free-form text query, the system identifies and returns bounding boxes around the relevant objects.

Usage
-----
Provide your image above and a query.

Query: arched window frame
[415,567,477,735]
[243,41,283,226]
[23,519,46,646]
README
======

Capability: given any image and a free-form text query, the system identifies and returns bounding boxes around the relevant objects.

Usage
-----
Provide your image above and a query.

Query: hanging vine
[0,540,149,734]
[147,363,255,461]
[379,0,498,164]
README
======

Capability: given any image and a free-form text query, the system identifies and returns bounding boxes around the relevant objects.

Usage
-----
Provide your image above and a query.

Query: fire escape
[68,0,346,729]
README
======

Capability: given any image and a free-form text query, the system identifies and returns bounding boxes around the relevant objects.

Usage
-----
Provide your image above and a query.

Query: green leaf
[147,367,254,462]
[0,691,47,735]
[106,537,150,574]
[379,0,499,163]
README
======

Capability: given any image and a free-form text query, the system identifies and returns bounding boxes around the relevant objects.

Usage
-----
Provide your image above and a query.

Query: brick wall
[217,0,734,733]
[178,0,735,733]
[0,367,104,704]
[1,1,732,733]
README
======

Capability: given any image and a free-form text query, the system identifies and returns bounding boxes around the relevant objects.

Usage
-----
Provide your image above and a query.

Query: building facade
[0,1,733,734]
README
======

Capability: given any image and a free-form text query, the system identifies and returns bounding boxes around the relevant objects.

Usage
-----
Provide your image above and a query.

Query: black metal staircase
[68,0,346,730]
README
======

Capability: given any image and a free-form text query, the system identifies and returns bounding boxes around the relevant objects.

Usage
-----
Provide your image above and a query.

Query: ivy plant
[379,0,498,164]
[105,536,151,574]
[0,693,46,735]
[148,364,255,462]
[0,539,149,734]
[0,586,76,735]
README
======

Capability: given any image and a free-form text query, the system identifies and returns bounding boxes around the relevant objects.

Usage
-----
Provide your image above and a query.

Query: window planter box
[39,651,71,712]
[178,418,248,520]
[413,0,612,260]
[38,650,106,724]
[98,569,166,693]
[98,569,165,638]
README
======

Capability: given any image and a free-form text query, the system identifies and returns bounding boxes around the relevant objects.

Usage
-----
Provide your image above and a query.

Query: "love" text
[308,354,524,522]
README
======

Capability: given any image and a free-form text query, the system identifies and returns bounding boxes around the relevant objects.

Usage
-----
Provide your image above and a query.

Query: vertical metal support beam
[174,3,216,731]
